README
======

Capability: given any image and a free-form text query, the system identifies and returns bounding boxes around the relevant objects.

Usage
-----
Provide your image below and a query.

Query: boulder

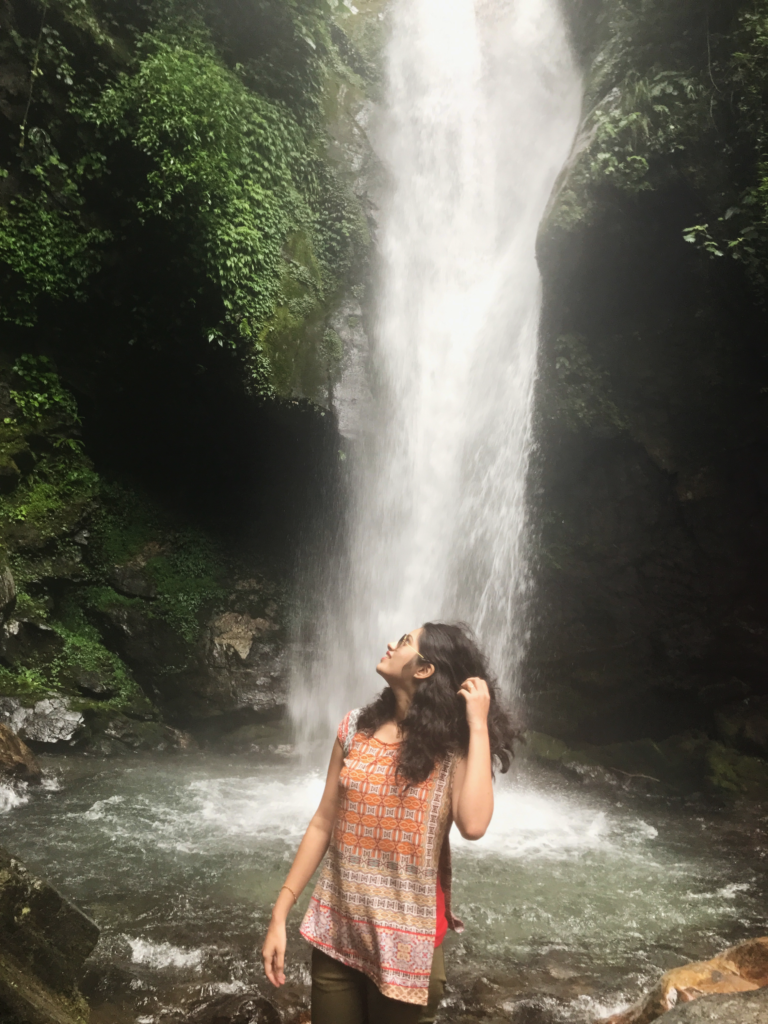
[69,666,116,699]
[0,697,188,754]
[0,697,85,745]
[108,563,157,599]
[187,992,281,1024]
[92,586,287,722]
[0,723,42,783]
[76,709,192,755]
[661,986,768,1022]
[600,937,768,1024]
[211,612,278,661]
[0,846,99,1024]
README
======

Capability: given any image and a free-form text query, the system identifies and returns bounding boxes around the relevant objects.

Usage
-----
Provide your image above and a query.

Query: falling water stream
[292,0,582,737]
[3,3,768,1023]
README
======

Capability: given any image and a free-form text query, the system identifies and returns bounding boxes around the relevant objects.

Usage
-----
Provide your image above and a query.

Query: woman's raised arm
[452,676,494,840]
[262,738,344,986]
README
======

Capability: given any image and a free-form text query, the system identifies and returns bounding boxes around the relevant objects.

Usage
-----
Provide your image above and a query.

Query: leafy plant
[9,354,80,424]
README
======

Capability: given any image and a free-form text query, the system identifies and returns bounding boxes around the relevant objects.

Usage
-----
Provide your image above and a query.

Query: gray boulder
[0,697,84,744]
[662,986,768,1022]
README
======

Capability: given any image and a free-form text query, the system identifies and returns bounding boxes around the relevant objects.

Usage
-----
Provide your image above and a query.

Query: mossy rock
[704,741,768,797]
[74,708,179,755]
[524,729,768,799]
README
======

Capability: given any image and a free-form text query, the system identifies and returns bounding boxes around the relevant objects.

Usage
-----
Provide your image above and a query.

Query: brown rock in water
[599,937,768,1024]
[0,722,42,783]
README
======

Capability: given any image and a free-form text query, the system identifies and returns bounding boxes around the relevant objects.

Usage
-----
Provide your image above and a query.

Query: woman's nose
[387,640,397,651]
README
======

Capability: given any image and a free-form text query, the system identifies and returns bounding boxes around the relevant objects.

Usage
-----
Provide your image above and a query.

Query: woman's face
[376,627,430,684]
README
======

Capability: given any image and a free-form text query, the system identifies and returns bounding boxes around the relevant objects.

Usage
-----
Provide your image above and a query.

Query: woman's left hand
[457,677,490,729]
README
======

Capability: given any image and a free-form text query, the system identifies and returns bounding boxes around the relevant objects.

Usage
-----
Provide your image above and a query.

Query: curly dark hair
[357,621,522,784]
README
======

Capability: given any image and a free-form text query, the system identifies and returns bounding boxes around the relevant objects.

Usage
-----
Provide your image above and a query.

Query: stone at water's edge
[600,937,768,1024]
[0,722,42,783]
[186,992,281,1024]
[0,846,99,1024]
[660,986,768,1022]
[0,694,192,756]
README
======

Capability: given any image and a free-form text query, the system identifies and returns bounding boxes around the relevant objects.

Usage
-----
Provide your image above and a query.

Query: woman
[262,621,519,1024]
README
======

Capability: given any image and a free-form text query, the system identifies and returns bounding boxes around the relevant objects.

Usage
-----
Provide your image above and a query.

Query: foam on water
[128,937,203,971]
[452,783,659,860]
[0,782,28,814]
[69,765,662,866]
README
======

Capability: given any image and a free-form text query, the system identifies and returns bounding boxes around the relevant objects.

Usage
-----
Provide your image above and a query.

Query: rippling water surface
[3,748,767,1022]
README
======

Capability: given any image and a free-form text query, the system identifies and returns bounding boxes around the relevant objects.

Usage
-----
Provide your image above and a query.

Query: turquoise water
[2,750,766,1022]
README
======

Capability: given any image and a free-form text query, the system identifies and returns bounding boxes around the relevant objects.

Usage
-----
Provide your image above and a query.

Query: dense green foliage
[558,0,768,298]
[88,482,226,642]
[0,353,226,709]
[0,0,373,395]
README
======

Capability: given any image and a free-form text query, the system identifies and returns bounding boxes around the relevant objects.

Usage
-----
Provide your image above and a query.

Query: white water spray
[292,0,581,741]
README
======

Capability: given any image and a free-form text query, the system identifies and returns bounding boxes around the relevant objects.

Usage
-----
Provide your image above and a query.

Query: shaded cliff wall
[528,0,768,752]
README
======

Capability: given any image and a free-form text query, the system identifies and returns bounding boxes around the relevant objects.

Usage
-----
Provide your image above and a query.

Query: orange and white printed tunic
[300,709,463,1006]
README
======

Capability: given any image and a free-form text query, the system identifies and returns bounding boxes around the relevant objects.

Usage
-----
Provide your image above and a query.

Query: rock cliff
[526,0,768,791]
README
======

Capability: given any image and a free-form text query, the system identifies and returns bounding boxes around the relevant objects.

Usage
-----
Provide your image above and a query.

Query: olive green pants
[310,945,446,1024]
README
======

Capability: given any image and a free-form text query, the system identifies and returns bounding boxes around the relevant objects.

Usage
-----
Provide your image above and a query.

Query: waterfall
[291,0,581,743]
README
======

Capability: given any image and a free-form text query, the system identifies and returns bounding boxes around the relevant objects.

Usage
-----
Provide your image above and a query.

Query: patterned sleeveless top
[300,709,463,1006]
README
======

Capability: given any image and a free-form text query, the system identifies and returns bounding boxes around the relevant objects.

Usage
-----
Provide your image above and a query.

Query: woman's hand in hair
[457,676,491,729]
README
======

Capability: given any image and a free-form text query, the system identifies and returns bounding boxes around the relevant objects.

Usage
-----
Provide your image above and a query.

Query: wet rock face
[0,846,98,1024]
[330,298,374,441]
[601,937,768,1024]
[92,574,288,724]
[187,992,281,1024]
[530,169,768,747]
[661,987,768,1023]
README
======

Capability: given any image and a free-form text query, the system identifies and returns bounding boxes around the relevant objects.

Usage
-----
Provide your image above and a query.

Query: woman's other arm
[262,738,344,986]
[452,677,493,840]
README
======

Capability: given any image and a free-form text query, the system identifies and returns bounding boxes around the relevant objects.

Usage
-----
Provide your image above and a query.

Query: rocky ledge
[0,846,98,1024]
[661,987,768,1023]
[602,937,768,1024]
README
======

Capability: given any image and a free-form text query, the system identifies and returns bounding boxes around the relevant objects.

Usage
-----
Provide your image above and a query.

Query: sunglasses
[395,634,431,663]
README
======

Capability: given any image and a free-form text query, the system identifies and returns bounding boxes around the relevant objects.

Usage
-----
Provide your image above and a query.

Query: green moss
[549,333,628,433]
[0,589,152,713]
[144,533,225,642]
[0,665,50,699]
[89,485,226,643]
[704,741,768,796]
[0,357,99,550]
[0,461,100,539]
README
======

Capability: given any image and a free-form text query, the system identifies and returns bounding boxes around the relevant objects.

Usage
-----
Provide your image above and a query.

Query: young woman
[262,621,519,1024]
